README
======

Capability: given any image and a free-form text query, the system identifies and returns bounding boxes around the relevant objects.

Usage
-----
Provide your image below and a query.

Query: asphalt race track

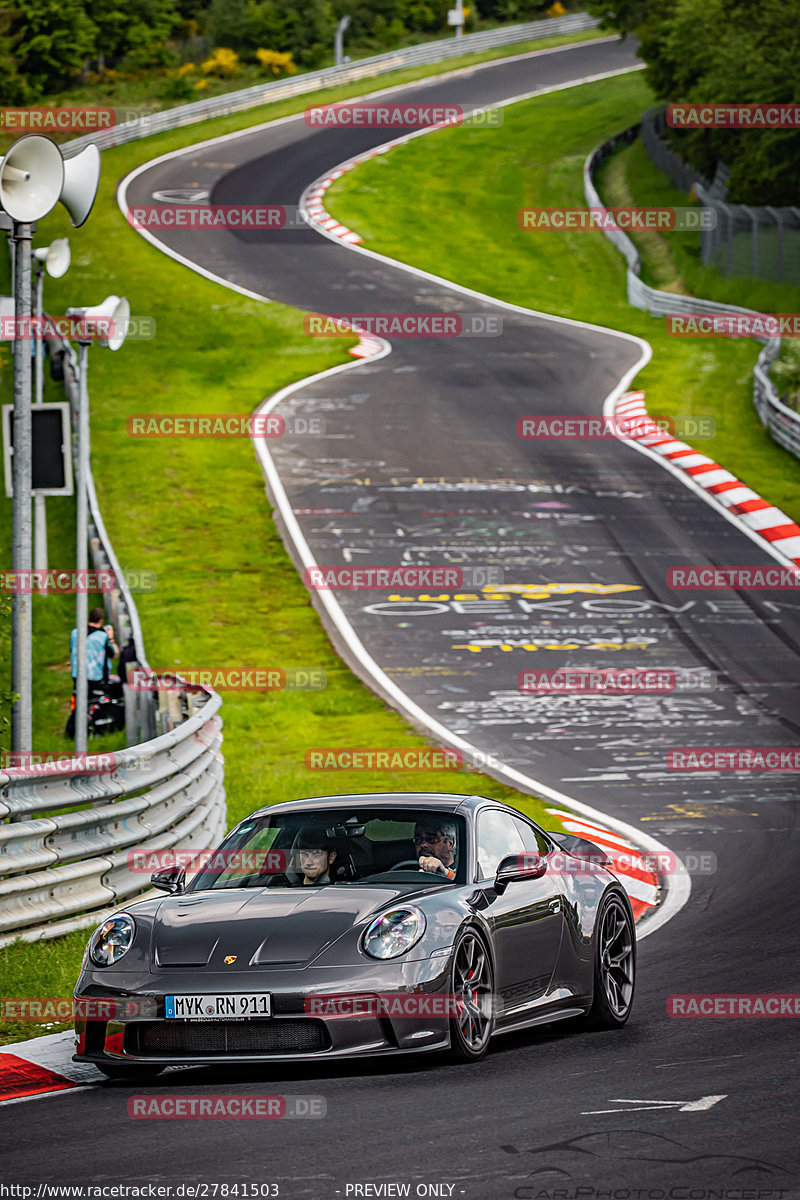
[3,37,799,1199]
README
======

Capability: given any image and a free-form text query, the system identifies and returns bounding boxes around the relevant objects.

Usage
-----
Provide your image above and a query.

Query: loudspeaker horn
[60,145,101,228]
[34,237,71,279]
[68,294,130,351]
[0,135,64,223]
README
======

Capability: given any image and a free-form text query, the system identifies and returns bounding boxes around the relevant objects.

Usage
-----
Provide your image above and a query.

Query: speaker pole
[33,259,48,572]
[74,340,90,754]
[10,221,33,754]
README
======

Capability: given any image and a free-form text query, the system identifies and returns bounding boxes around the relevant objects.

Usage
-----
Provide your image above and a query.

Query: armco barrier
[0,707,225,944]
[584,127,790,456]
[60,13,599,156]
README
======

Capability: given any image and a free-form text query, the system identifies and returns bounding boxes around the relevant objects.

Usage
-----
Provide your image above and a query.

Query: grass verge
[326,72,800,523]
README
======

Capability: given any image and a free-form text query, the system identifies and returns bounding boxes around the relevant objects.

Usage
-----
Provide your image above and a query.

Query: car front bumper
[73,957,454,1066]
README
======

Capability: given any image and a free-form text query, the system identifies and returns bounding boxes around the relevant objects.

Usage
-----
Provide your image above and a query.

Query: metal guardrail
[0,708,225,944]
[60,13,599,156]
[584,127,793,456]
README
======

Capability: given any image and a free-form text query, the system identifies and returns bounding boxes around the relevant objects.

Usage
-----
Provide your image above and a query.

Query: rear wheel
[447,928,494,1061]
[580,892,636,1029]
[97,1063,165,1081]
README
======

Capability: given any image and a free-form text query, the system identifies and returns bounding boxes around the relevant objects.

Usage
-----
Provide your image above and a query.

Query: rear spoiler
[545,830,613,868]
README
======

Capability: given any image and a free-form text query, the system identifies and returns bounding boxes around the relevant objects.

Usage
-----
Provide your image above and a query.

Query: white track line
[117,55,689,939]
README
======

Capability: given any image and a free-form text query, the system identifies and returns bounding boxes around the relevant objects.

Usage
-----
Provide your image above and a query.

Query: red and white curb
[546,807,660,922]
[303,154,392,363]
[0,1031,101,1104]
[615,391,800,567]
[348,335,385,359]
[303,160,370,245]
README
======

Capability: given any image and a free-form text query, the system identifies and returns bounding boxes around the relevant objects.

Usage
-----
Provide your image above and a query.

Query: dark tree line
[587,0,800,204]
[0,0,563,103]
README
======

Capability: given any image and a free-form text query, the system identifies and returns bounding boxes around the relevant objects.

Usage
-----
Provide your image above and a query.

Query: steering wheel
[389,859,426,872]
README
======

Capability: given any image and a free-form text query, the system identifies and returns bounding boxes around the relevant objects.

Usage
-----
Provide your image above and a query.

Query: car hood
[152,884,422,968]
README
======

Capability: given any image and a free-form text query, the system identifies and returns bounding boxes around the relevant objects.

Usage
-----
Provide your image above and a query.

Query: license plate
[165,993,271,1020]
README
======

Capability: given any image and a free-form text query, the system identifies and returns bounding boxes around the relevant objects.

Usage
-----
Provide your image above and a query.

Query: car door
[475,808,565,1019]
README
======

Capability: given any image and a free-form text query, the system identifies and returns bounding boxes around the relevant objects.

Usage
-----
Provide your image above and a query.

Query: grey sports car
[73,793,637,1078]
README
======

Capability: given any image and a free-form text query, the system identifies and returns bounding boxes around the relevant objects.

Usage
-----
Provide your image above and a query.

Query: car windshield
[184,808,467,891]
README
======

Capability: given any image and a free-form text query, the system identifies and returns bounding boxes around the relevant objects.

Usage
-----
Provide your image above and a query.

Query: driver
[295,828,338,886]
[412,820,457,880]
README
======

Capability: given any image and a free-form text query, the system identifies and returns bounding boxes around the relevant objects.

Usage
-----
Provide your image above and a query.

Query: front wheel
[581,892,636,1029]
[447,928,494,1062]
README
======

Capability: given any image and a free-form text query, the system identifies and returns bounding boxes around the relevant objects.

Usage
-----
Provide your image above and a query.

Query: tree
[587,0,800,204]
[0,6,31,103]
[89,0,182,70]
[4,0,97,96]
[205,0,334,66]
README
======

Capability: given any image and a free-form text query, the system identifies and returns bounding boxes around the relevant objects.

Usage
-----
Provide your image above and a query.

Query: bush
[163,72,199,99]
[201,46,242,76]
[255,47,297,75]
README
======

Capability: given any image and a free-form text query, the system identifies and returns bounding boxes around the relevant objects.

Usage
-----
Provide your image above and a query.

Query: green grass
[326,71,800,524]
[0,39,576,1042]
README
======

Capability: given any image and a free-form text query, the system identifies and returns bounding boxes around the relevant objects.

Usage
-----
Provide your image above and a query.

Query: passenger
[296,828,338,886]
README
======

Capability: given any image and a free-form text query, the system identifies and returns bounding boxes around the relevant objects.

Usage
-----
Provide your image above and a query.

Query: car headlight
[89,915,135,967]
[362,907,426,959]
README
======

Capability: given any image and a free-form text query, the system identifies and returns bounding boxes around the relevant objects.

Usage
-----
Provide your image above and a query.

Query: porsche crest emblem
[223,955,237,965]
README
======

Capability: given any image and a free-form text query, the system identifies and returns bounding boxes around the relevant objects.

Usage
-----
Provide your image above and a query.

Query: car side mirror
[151,865,186,894]
[494,853,547,895]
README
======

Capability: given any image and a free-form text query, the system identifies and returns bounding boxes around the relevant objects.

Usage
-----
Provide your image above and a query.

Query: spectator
[66,609,118,736]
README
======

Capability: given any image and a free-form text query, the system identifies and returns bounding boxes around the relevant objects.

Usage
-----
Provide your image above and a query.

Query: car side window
[476,809,527,881]
[510,815,550,855]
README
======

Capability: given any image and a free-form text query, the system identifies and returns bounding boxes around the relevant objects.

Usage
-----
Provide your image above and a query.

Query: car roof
[246,792,499,821]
